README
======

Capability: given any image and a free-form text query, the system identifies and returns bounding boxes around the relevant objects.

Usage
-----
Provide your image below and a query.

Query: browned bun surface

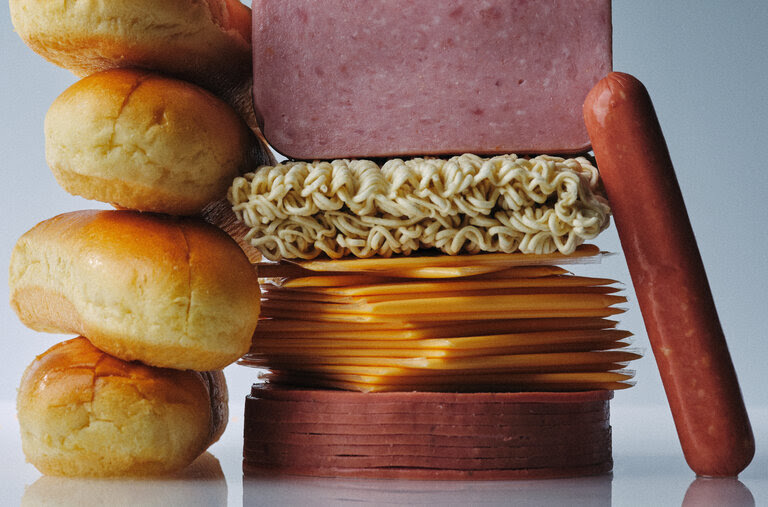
[45,68,261,215]
[9,210,261,371]
[8,0,260,129]
[17,337,228,477]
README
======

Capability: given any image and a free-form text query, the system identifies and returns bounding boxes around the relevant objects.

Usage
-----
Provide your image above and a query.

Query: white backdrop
[1,0,766,442]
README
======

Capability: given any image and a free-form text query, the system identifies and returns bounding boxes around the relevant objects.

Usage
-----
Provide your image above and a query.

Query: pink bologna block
[251,0,612,159]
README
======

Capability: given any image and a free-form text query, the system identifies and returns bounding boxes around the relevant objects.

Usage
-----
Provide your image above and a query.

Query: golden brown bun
[8,0,263,132]
[17,337,228,477]
[9,210,261,371]
[201,198,261,263]
[45,68,262,215]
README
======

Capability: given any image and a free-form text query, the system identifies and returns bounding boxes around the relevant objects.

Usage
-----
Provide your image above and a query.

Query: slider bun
[45,68,258,215]
[9,210,260,371]
[17,337,228,477]
[8,0,254,121]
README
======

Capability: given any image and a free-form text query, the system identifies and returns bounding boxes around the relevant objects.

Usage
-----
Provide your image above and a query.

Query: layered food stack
[226,0,642,479]
[8,0,270,476]
[8,0,753,482]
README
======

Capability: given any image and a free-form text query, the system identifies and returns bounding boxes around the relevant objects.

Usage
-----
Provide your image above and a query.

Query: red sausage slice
[583,72,754,477]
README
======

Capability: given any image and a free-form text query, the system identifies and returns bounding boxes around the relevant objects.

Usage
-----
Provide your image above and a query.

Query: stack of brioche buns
[8,0,269,476]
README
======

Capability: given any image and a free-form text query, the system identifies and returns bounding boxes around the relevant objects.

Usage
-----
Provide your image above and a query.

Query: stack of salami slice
[244,387,614,479]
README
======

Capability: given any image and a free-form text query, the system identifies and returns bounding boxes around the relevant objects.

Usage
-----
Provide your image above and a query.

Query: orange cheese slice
[274,265,571,288]
[259,262,507,281]
[245,350,641,370]
[260,307,625,323]
[252,340,630,358]
[303,275,619,296]
[263,370,635,385]
[457,265,570,279]
[261,293,626,315]
[292,245,601,273]
[254,317,618,341]
[252,329,632,350]
[377,265,510,278]
[251,363,631,378]
[261,286,621,306]
[259,371,635,393]
[368,293,625,314]
[280,274,399,288]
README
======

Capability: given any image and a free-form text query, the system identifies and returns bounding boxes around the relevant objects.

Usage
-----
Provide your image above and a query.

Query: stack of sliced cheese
[241,245,639,392]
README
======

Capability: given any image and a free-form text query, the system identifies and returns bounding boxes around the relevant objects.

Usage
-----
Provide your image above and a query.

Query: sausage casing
[583,72,754,477]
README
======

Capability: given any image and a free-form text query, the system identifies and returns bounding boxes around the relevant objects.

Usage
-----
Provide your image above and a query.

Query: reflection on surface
[22,452,227,507]
[683,477,755,507]
[243,471,612,506]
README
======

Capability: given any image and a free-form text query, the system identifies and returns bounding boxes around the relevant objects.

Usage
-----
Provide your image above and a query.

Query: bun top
[9,0,251,85]
[19,337,215,412]
[45,68,259,215]
[9,0,262,130]
[17,337,229,476]
[24,209,257,300]
[10,210,261,371]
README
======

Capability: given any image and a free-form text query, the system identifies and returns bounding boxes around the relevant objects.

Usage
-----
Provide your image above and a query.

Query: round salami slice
[245,403,608,426]
[249,385,612,405]
[246,427,611,449]
[243,461,614,481]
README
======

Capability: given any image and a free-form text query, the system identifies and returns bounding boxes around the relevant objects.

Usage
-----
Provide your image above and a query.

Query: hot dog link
[583,72,754,477]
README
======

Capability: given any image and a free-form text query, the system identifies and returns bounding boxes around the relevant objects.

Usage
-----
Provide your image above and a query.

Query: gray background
[1,0,766,442]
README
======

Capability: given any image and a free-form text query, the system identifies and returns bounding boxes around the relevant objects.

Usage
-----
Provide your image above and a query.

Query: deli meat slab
[251,0,612,159]
[244,387,613,479]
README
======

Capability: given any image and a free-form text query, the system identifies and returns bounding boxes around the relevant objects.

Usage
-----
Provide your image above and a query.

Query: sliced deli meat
[251,0,611,159]
[243,387,614,479]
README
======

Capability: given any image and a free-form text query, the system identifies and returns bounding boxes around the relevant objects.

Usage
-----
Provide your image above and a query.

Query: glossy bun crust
[9,0,256,125]
[17,337,228,476]
[9,210,261,371]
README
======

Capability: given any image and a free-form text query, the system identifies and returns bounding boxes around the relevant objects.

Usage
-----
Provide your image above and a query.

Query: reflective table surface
[3,402,765,506]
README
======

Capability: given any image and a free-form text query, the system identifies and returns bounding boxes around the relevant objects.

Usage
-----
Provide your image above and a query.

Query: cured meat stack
[243,387,614,479]
[231,0,640,479]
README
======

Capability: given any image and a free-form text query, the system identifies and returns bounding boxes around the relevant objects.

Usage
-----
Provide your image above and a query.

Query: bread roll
[9,210,260,371]
[45,68,262,215]
[8,0,261,131]
[17,337,227,477]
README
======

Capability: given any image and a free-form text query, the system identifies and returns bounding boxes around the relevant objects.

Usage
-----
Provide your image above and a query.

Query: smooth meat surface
[252,0,612,159]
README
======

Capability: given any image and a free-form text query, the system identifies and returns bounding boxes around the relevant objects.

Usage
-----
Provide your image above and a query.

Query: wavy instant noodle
[229,154,610,260]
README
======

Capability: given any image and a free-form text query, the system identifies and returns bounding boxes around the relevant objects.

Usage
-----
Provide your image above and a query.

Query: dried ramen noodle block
[230,154,610,260]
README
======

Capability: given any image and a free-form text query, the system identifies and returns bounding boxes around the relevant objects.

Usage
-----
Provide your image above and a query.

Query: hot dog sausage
[582,72,754,477]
